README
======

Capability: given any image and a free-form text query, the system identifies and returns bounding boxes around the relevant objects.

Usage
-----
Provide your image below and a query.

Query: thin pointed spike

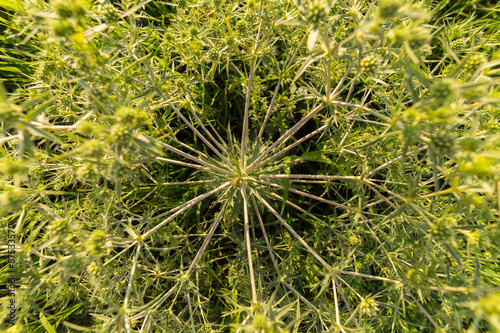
[152,197,230,312]
[166,135,209,159]
[256,193,331,270]
[406,291,439,328]
[256,124,328,169]
[241,185,257,303]
[124,243,141,309]
[185,97,231,158]
[186,200,230,276]
[250,195,280,274]
[141,134,232,175]
[260,174,360,181]
[366,146,428,177]
[155,157,204,170]
[334,277,360,328]
[257,179,353,212]
[332,279,341,327]
[267,192,328,227]
[151,184,222,222]
[241,19,264,166]
[257,78,282,138]
[168,101,233,167]
[123,243,141,333]
[103,182,230,267]
[142,182,231,239]
[339,270,399,284]
[241,59,256,166]
[330,62,353,99]
[246,103,324,173]
[160,180,213,186]
[251,195,322,311]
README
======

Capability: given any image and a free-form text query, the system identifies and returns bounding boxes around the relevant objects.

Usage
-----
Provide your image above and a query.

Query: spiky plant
[1,0,500,332]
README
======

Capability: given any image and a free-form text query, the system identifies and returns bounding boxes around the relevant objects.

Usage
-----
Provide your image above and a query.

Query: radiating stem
[123,243,141,333]
[242,19,264,166]
[334,277,359,328]
[103,182,230,267]
[366,146,428,177]
[141,134,233,176]
[163,99,233,167]
[255,123,328,170]
[246,103,324,172]
[258,78,282,138]
[241,184,257,303]
[256,193,331,270]
[332,279,341,327]
[406,291,438,328]
[186,199,229,276]
[155,157,203,170]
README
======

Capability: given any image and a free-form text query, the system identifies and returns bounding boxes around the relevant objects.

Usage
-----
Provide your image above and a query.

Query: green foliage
[1,0,500,332]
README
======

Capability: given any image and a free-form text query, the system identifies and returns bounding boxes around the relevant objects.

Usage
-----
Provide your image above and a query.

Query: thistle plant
[1,0,500,332]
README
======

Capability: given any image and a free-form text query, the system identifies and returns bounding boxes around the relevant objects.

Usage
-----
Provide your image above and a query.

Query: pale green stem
[186,99,231,159]
[103,182,230,267]
[186,200,229,276]
[123,243,141,333]
[255,123,328,169]
[260,174,360,181]
[257,77,282,138]
[155,157,203,170]
[257,179,353,212]
[256,193,331,270]
[242,19,264,166]
[366,145,428,177]
[166,135,209,159]
[141,134,233,176]
[267,192,328,227]
[333,277,359,328]
[332,279,340,327]
[250,195,319,311]
[246,103,324,172]
[406,291,438,328]
[241,184,257,303]
[165,99,233,167]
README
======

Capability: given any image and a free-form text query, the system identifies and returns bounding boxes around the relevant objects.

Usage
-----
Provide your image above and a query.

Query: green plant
[1,0,500,332]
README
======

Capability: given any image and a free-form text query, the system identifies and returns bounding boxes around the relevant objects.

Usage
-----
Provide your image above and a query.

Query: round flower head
[360,55,378,75]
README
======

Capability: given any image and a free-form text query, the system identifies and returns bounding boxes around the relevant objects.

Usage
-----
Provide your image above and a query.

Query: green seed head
[115,106,137,125]
[235,21,247,35]
[51,21,76,38]
[377,0,401,19]
[111,162,129,180]
[430,222,453,242]
[450,38,467,51]
[207,48,219,62]
[110,124,132,145]
[430,131,455,156]
[76,163,96,183]
[464,54,486,74]
[86,229,108,255]
[306,1,328,26]
[402,124,421,146]
[252,314,269,331]
[359,297,379,317]
[102,4,120,23]
[0,101,22,124]
[395,24,431,50]
[0,187,26,212]
[360,55,378,75]
[189,25,199,38]
[430,79,456,105]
